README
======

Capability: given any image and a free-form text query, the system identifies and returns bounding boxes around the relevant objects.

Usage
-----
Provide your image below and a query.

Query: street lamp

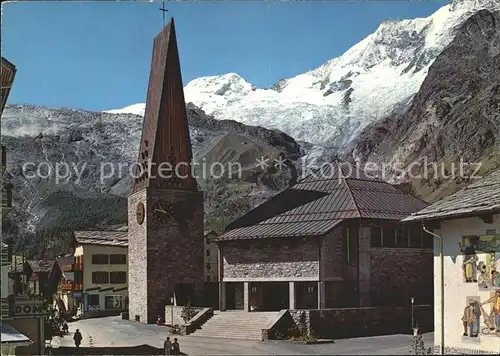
[411,297,415,329]
[170,297,174,326]
[423,223,444,356]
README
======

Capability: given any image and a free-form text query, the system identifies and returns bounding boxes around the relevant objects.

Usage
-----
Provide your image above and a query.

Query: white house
[403,170,500,354]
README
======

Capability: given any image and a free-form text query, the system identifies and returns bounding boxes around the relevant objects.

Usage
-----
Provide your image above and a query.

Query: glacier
[105,0,499,147]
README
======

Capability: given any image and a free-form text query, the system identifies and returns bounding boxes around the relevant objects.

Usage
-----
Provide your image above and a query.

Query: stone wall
[285,305,433,339]
[128,188,205,324]
[164,305,203,326]
[222,237,319,280]
[146,189,205,322]
[128,188,148,324]
[370,248,433,306]
[320,227,343,279]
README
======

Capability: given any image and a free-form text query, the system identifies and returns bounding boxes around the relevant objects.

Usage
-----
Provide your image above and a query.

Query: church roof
[215,161,428,242]
[73,231,128,247]
[402,170,500,222]
[133,18,196,193]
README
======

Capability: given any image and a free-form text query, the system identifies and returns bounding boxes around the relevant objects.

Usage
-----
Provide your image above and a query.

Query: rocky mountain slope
[1,104,301,256]
[107,0,499,151]
[348,8,500,202]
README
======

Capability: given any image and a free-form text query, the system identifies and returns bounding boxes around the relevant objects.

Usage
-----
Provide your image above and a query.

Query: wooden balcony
[61,281,82,292]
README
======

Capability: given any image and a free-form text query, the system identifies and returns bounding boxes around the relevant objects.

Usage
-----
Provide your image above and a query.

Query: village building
[212,162,434,315]
[403,170,500,355]
[1,244,32,356]
[127,18,205,324]
[71,231,128,318]
[52,254,78,317]
[1,246,49,356]
[25,260,55,300]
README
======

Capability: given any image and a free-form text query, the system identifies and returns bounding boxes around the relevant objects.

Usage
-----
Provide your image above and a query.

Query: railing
[61,281,82,291]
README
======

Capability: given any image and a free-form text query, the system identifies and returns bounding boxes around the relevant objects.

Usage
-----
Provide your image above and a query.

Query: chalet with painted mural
[404,169,500,355]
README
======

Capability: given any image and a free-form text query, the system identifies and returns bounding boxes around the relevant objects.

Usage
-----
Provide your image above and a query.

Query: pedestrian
[172,338,180,355]
[62,322,69,334]
[164,336,171,356]
[73,329,82,348]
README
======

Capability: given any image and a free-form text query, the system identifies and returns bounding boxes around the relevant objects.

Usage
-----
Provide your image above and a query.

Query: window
[345,227,358,265]
[395,226,407,247]
[92,254,109,265]
[206,263,210,270]
[110,271,126,284]
[409,225,423,248]
[92,271,109,284]
[371,227,382,247]
[109,254,126,264]
[307,286,315,294]
[346,227,351,264]
[382,228,396,247]
[105,295,123,310]
[88,294,99,307]
[422,231,434,249]
[206,249,210,257]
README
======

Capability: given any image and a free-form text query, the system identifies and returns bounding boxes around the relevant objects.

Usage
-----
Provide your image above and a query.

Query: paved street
[51,316,433,355]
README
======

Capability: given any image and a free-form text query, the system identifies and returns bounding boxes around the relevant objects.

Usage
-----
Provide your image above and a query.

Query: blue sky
[3,0,448,112]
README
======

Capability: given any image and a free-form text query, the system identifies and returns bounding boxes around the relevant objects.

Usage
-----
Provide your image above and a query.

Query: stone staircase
[190,311,280,340]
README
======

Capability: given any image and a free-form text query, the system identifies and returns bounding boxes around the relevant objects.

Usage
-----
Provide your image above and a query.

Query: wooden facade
[1,57,16,117]
[133,19,196,193]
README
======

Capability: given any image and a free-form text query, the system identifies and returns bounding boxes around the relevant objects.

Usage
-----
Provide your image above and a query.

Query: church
[76,16,436,336]
[213,163,434,313]
[127,18,205,324]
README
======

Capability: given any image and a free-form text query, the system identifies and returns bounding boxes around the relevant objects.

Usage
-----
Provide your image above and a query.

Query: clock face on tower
[136,202,145,225]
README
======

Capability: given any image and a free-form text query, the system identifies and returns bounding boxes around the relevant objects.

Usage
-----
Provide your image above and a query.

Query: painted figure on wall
[462,298,480,337]
[480,290,500,335]
[478,261,490,289]
[460,236,479,283]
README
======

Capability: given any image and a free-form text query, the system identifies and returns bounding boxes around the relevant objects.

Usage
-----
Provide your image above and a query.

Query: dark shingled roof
[215,161,428,242]
[27,260,54,273]
[402,170,500,222]
[73,231,128,247]
[56,255,74,269]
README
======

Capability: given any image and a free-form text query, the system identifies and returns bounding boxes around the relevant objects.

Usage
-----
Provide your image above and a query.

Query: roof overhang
[402,207,500,224]
[1,323,33,346]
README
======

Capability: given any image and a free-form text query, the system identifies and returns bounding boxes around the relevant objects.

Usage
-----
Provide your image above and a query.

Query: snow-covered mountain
[106,0,499,147]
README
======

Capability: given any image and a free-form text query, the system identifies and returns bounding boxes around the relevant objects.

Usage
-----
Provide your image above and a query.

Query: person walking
[164,336,172,356]
[172,338,180,355]
[73,329,83,348]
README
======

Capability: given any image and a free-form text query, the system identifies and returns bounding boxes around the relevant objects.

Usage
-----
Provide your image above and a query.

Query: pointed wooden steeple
[134,19,196,193]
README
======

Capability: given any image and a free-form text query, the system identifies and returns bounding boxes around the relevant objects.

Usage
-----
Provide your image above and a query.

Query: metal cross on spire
[159,1,169,27]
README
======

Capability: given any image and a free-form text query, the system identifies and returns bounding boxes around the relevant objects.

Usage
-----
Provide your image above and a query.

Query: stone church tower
[128,18,204,324]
